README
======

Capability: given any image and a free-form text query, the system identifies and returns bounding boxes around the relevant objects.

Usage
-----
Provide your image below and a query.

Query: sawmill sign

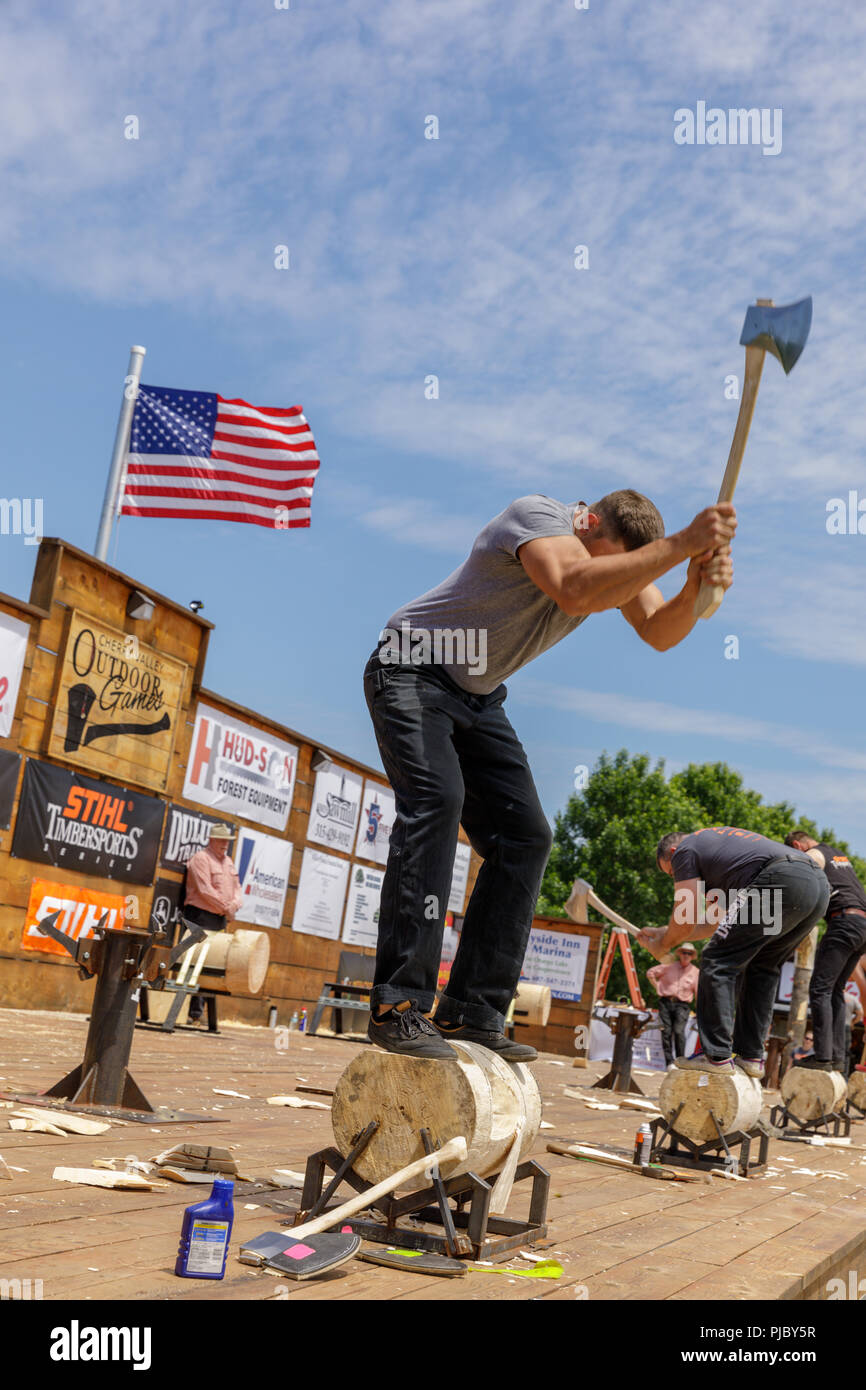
[47,610,187,792]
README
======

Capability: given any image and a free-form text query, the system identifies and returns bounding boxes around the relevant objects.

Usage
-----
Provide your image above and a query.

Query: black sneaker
[794,1054,834,1071]
[432,1019,537,1063]
[368,1002,458,1059]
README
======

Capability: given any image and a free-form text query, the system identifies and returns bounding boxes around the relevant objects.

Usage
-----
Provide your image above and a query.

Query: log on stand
[331,1041,541,1182]
[772,1066,850,1136]
[659,1068,763,1144]
[847,1070,866,1118]
[294,1043,550,1260]
[648,1068,768,1176]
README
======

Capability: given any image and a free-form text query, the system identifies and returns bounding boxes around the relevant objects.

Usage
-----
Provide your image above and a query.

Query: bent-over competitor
[363,490,736,1061]
[784,831,866,1071]
[639,827,829,1076]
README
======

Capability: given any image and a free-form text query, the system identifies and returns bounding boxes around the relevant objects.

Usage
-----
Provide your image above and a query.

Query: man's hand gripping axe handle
[695,295,812,620]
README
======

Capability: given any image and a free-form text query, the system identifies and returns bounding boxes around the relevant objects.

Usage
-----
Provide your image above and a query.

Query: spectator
[183,824,242,1023]
[647,944,699,1068]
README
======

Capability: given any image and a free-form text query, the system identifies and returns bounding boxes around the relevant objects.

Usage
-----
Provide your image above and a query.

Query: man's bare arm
[621,550,734,652]
[637,878,717,958]
[518,506,736,618]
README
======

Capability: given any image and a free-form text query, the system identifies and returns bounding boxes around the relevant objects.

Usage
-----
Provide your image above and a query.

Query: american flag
[120,385,320,530]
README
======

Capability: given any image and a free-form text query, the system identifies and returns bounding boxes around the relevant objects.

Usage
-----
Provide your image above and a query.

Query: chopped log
[512,983,551,1027]
[658,1068,763,1144]
[781,1067,847,1122]
[13,1106,110,1135]
[267,1095,330,1110]
[52,1166,157,1190]
[331,1041,541,1184]
[199,929,270,995]
[847,1070,866,1113]
[9,1117,69,1137]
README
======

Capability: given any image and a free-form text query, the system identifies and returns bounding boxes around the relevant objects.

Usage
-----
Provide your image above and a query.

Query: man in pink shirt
[647,944,699,1067]
[183,823,243,1021]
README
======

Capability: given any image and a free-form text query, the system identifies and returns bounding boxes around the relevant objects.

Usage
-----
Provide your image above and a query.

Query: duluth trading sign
[11,759,165,884]
[160,803,236,873]
[47,610,187,792]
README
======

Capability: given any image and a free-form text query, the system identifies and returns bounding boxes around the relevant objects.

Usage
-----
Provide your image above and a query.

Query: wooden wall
[0,539,480,1027]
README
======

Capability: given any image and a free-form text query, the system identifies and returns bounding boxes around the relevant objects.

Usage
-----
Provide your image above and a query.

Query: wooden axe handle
[694,339,767,621]
[586,887,641,937]
[288,1135,468,1241]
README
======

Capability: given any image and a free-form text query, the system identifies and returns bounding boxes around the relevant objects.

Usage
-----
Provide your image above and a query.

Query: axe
[694,295,812,620]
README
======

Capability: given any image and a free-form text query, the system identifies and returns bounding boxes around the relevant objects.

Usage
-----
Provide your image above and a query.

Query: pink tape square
[283,1243,315,1260]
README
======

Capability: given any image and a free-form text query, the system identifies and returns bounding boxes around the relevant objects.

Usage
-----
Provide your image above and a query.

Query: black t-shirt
[815,843,866,914]
[671,826,808,895]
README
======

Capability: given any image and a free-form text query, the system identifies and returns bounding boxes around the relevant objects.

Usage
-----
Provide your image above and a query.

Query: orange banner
[21,879,127,956]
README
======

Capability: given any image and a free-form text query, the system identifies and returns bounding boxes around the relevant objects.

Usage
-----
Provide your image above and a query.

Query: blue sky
[1,0,865,851]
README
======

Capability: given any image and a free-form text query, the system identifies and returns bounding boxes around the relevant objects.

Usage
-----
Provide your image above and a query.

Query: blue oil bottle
[174,1177,235,1279]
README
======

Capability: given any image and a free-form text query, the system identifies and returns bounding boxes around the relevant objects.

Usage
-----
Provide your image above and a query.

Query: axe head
[739,295,812,374]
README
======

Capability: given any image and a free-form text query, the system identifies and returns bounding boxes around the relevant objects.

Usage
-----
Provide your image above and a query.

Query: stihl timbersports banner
[11,759,165,884]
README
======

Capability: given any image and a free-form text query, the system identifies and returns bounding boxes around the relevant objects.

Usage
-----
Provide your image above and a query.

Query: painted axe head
[739,295,812,374]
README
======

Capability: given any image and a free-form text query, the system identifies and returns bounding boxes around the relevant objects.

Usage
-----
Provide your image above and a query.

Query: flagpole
[94,345,147,562]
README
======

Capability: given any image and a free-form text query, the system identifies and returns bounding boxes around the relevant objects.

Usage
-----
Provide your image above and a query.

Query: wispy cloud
[514,678,866,773]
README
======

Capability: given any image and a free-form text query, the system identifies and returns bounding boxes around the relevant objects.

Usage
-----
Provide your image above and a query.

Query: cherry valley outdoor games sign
[46,610,187,792]
[11,759,165,884]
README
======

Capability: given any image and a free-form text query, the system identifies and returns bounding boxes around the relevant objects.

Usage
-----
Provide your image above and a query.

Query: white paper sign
[589,1011,698,1070]
[307,764,362,855]
[520,927,589,1002]
[0,612,28,739]
[182,701,298,831]
[355,780,395,866]
[292,847,351,940]
[447,842,471,915]
[342,864,384,948]
[234,826,293,929]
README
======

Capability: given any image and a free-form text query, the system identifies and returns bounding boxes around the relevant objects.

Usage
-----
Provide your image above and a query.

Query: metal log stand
[648,1103,769,1177]
[592,1006,655,1095]
[769,1101,851,1139]
[292,1124,549,1260]
[0,910,219,1124]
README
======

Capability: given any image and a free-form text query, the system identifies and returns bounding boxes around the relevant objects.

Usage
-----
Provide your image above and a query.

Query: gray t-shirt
[381,495,588,694]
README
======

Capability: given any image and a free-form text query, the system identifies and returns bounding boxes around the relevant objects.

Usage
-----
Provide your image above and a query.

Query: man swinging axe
[361,298,811,1063]
[784,831,866,1072]
[639,827,829,1077]
[362,491,736,1062]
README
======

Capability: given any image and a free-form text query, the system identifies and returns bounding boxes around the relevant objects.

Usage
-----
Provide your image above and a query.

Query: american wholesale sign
[11,759,165,884]
[182,702,298,832]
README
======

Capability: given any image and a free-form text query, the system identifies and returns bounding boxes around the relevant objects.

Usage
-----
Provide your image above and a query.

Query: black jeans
[697,857,830,1062]
[363,652,553,1031]
[809,911,866,1065]
[657,997,691,1064]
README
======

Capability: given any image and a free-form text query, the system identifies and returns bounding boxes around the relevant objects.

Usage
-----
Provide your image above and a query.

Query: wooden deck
[1,1006,864,1303]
